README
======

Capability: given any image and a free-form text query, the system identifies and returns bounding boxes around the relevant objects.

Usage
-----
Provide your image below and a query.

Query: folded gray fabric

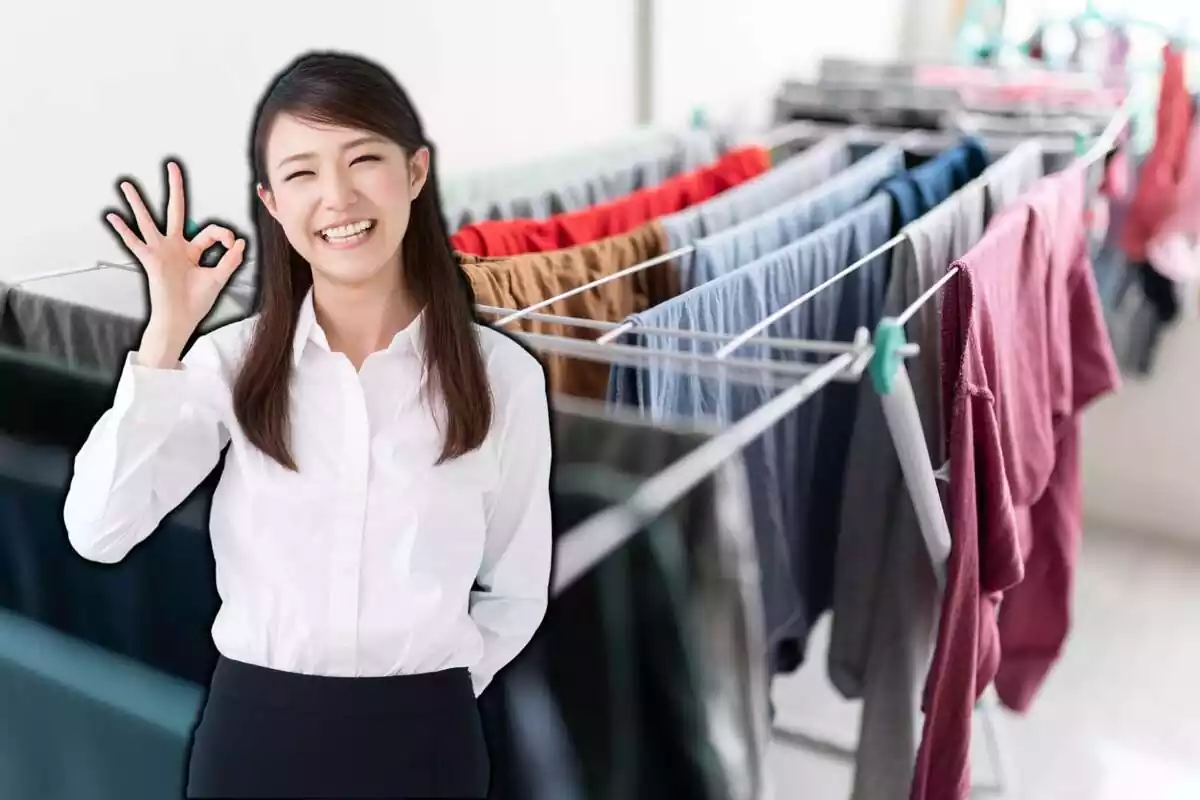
[1,266,250,376]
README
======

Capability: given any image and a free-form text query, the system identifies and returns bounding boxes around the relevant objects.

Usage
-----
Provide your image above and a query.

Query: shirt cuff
[112,351,200,427]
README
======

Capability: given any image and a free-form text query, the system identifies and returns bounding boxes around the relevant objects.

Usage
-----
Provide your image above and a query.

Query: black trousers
[186,655,490,799]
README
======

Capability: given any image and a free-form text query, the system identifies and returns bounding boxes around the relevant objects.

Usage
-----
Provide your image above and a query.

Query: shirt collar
[292,287,426,367]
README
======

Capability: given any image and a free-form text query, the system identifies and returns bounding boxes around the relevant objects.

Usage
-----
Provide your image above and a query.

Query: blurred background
[2,1,1199,798]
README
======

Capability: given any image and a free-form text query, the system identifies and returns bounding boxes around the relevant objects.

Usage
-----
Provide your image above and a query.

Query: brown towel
[459,221,677,398]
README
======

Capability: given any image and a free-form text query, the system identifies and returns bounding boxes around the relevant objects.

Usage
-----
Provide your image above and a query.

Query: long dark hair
[234,51,492,470]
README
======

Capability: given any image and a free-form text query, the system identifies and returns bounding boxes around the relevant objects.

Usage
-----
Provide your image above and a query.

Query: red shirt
[449,146,771,256]
[1121,43,1194,261]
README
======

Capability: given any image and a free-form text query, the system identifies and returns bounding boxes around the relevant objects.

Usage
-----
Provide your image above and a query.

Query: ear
[256,182,279,220]
[408,147,430,200]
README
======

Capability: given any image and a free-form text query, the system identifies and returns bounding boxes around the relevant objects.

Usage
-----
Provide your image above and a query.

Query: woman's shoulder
[473,322,546,397]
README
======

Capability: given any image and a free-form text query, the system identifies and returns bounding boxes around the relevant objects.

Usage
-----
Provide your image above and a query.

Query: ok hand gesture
[107,161,246,357]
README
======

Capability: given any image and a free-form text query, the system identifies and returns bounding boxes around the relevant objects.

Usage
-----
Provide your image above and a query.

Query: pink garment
[917,165,1121,799]
[993,165,1122,712]
[1122,43,1194,261]
[913,65,1126,111]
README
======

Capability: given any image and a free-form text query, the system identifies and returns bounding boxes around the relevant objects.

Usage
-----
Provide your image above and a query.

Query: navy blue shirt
[880,137,990,232]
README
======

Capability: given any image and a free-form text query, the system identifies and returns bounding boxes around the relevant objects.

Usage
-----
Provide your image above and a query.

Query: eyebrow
[275,135,387,170]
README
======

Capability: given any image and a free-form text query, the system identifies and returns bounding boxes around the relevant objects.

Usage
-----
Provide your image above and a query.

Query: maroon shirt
[916,163,1119,799]
[994,164,1121,711]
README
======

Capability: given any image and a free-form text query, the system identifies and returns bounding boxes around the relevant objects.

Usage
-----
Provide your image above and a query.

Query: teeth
[321,220,373,239]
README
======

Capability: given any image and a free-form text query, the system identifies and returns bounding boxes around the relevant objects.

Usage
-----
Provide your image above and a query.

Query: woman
[63,51,553,799]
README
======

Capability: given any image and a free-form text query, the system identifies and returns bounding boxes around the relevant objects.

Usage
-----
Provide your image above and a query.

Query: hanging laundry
[0,266,251,377]
[1144,112,1200,282]
[479,408,767,800]
[461,222,676,399]
[661,135,860,275]
[682,144,906,289]
[449,146,771,256]
[1116,95,1193,373]
[1121,42,1193,263]
[991,163,1122,712]
[830,174,988,800]
[981,140,1047,222]
[609,193,895,673]
[914,201,1037,800]
[877,137,989,231]
[1092,138,1137,315]
[442,129,721,230]
[0,344,221,688]
[915,162,1120,800]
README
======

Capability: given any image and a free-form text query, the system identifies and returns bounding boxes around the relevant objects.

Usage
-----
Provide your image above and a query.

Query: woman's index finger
[165,160,186,237]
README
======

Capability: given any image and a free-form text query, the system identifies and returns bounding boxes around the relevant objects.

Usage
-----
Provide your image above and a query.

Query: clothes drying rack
[478,98,1131,799]
[29,93,1128,798]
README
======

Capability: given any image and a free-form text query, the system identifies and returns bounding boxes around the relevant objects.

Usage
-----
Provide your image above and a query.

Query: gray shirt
[983,140,1046,223]
[0,266,251,378]
[830,180,987,800]
[442,129,722,229]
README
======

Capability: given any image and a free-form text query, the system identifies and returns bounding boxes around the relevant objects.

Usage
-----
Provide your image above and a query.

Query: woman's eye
[351,154,382,165]
[284,170,314,181]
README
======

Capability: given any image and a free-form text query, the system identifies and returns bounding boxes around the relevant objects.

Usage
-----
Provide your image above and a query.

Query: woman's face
[257,113,429,289]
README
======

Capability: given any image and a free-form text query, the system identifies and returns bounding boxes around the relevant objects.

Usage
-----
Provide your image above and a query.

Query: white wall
[1,0,639,279]
[0,0,912,284]
[652,0,909,131]
[1,1,915,283]
[1083,318,1200,544]
[900,0,962,63]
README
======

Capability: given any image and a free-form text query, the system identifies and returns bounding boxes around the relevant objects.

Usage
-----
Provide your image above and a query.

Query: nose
[319,164,356,210]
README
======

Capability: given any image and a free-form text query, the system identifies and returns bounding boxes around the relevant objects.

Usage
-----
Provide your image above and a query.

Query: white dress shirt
[63,290,553,696]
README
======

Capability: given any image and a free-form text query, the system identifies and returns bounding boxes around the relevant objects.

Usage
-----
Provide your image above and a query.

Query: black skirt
[186,655,490,799]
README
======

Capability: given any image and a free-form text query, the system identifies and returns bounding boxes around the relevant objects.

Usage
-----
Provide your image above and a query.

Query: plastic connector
[869,318,907,396]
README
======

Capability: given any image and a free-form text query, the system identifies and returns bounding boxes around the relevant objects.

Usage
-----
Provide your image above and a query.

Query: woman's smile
[318,219,377,249]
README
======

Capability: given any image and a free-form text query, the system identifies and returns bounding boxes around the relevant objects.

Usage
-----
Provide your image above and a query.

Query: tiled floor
[768,526,1200,799]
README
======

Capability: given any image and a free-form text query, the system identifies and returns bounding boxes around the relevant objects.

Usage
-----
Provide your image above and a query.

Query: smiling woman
[63,51,554,800]
[243,56,493,467]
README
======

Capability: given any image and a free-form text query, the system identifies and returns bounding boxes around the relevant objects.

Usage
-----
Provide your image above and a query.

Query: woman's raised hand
[107,161,246,367]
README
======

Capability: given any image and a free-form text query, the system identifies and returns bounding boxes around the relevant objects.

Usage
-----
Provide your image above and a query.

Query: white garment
[1147,232,1200,283]
[63,290,553,696]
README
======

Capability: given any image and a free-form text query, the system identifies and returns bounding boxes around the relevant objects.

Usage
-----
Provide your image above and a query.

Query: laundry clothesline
[552,348,860,593]
[533,75,1131,647]
[485,73,1134,800]
[476,100,1130,365]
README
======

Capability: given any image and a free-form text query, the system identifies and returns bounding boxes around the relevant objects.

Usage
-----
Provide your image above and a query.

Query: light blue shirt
[684,144,905,289]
